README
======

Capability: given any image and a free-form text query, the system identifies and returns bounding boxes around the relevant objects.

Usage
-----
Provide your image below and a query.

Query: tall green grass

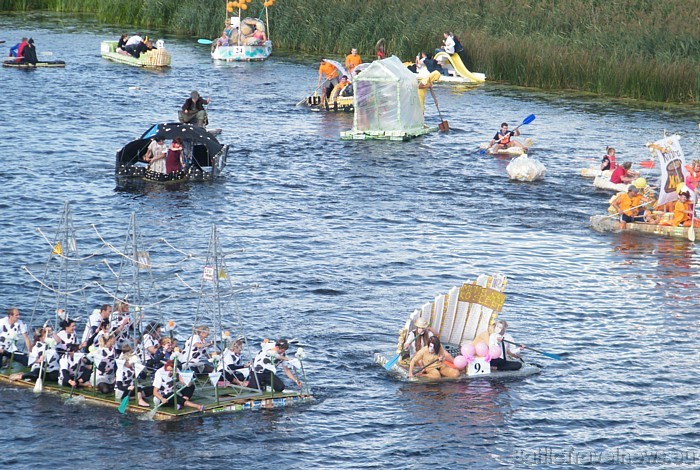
[2,0,697,102]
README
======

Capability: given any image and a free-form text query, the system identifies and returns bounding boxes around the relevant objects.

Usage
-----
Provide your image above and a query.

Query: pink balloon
[461,343,476,357]
[484,354,491,362]
[475,342,489,357]
[466,355,474,363]
[453,355,468,369]
[489,344,502,359]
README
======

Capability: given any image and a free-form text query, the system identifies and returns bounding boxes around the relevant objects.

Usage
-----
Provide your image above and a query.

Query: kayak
[479,138,534,156]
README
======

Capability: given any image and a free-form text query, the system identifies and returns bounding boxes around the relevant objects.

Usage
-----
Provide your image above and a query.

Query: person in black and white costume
[115,346,152,407]
[141,322,161,370]
[248,338,302,393]
[54,318,84,354]
[9,326,59,382]
[59,344,92,388]
[81,304,112,348]
[182,325,214,374]
[92,334,117,394]
[111,301,134,354]
[152,360,203,411]
[0,308,32,367]
[219,337,249,387]
[489,320,525,371]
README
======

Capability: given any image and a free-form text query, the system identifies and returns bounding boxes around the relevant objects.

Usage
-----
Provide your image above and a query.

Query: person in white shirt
[489,320,525,371]
[152,360,203,411]
[248,338,302,393]
[81,304,112,346]
[0,308,31,367]
[182,326,214,373]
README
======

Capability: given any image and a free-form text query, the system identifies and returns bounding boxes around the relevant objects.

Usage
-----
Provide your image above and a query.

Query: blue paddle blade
[521,114,536,126]
[197,39,213,45]
[118,395,130,414]
[384,353,400,370]
[541,351,562,360]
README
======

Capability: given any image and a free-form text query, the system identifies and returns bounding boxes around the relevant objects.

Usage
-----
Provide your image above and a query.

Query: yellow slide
[434,52,486,83]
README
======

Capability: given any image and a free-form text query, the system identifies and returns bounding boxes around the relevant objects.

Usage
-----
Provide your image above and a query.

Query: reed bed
[2,0,697,102]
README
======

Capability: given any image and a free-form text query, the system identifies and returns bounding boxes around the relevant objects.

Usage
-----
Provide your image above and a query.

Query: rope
[35,228,102,262]
[21,266,91,295]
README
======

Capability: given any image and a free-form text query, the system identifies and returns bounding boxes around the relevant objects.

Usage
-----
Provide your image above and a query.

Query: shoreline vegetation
[2,0,698,103]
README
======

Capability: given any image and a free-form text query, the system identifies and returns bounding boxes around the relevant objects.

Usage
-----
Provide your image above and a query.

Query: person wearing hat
[400,317,441,360]
[248,338,302,393]
[178,91,210,127]
[611,184,650,229]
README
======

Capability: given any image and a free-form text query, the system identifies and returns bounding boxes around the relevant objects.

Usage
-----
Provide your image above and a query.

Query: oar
[33,354,45,393]
[480,114,536,154]
[429,87,449,132]
[197,39,213,45]
[504,339,561,360]
[118,393,130,414]
[384,335,416,371]
[689,189,697,242]
[408,358,440,379]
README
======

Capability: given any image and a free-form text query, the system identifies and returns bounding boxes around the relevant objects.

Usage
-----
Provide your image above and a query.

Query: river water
[1,13,700,469]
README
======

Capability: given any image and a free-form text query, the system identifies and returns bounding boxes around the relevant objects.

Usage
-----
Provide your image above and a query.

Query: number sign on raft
[468,357,491,376]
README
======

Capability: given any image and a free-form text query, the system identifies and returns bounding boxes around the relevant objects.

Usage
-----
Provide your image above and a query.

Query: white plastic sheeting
[352,56,424,133]
[506,154,546,181]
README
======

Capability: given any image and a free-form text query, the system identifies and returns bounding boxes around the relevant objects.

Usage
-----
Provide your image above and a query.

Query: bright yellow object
[634,177,647,189]
[52,242,62,255]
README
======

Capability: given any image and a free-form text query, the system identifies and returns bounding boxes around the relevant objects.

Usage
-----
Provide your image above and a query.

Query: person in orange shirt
[611,185,650,229]
[659,192,699,227]
[317,58,340,107]
[345,48,362,74]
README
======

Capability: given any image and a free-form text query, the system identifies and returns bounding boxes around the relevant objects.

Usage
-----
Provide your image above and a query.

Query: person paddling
[489,122,526,153]
[489,320,524,371]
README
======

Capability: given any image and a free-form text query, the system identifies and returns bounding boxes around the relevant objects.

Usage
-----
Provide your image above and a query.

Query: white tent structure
[341,56,436,141]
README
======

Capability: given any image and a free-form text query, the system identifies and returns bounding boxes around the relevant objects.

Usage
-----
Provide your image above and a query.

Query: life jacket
[499,131,511,146]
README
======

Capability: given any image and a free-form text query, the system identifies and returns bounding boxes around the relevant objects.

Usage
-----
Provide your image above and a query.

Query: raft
[211,17,271,61]
[589,213,695,241]
[100,41,171,67]
[479,138,534,156]
[593,175,628,192]
[581,167,610,178]
[341,126,437,141]
[376,274,542,382]
[3,60,65,68]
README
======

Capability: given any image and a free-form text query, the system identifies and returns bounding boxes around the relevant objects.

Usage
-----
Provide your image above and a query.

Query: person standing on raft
[178,91,210,127]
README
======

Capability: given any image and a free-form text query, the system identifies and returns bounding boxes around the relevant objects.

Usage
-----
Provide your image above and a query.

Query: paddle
[384,331,417,370]
[118,393,130,414]
[429,87,449,132]
[147,393,173,420]
[197,39,213,45]
[504,339,561,360]
[408,358,440,379]
[480,114,536,154]
[33,354,45,393]
[689,189,697,242]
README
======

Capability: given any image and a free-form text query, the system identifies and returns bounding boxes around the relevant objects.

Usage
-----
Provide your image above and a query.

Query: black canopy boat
[115,123,229,182]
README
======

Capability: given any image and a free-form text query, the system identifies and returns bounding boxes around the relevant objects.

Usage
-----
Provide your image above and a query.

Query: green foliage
[2,0,697,102]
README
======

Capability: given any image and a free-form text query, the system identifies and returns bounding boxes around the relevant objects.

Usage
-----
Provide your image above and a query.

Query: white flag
[653,135,688,207]
[178,371,195,386]
[208,372,222,386]
[134,363,146,378]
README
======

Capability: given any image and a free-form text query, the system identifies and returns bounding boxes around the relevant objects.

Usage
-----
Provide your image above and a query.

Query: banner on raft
[652,135,688,207]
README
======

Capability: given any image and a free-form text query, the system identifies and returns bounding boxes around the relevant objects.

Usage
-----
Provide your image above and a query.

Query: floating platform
[593,175,628,192]
[341,126,437,141]
[590,213,694,241]
[3,60,65,68]
[100,41,171,67]
[0,369,312,420]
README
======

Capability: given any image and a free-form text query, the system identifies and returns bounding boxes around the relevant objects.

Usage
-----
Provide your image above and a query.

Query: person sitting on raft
[401,317,436,359]
[54,318,84,353]
[9,326,59,383]
[657,191,699,228]
[408,336,459,380]
[59,343,92,389]
[117,34,129,54]
[9,37,27,58]
[611,184,653,229]
[252,27,266,44]
[124,36,154,59]
[216,31,229,48]
[610,161,638,185]
[490,122,526,153]
[219,337,250,387]
[0,308,32,367]
[328,75,351,104]
[489,320,525,371]
[20,38,38,65]
[178,91,210,127]
[435,32,455,55]
[601,147,617,171]
[152,359,204,411]
[182,325,215,374]
[115,346,152,407]
[247,338,303,393]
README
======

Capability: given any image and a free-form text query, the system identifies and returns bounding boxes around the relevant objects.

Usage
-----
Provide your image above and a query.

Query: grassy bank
[3,0,698,103]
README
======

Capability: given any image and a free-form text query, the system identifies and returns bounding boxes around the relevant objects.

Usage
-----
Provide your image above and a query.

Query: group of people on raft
[400,317,525,380]
[7,37,38,65]
[0,305,305,411]
[601,148,700,229]
[116,33,160,59]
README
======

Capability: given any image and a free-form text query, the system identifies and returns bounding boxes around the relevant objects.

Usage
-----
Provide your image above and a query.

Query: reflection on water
[0,13,699,468]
